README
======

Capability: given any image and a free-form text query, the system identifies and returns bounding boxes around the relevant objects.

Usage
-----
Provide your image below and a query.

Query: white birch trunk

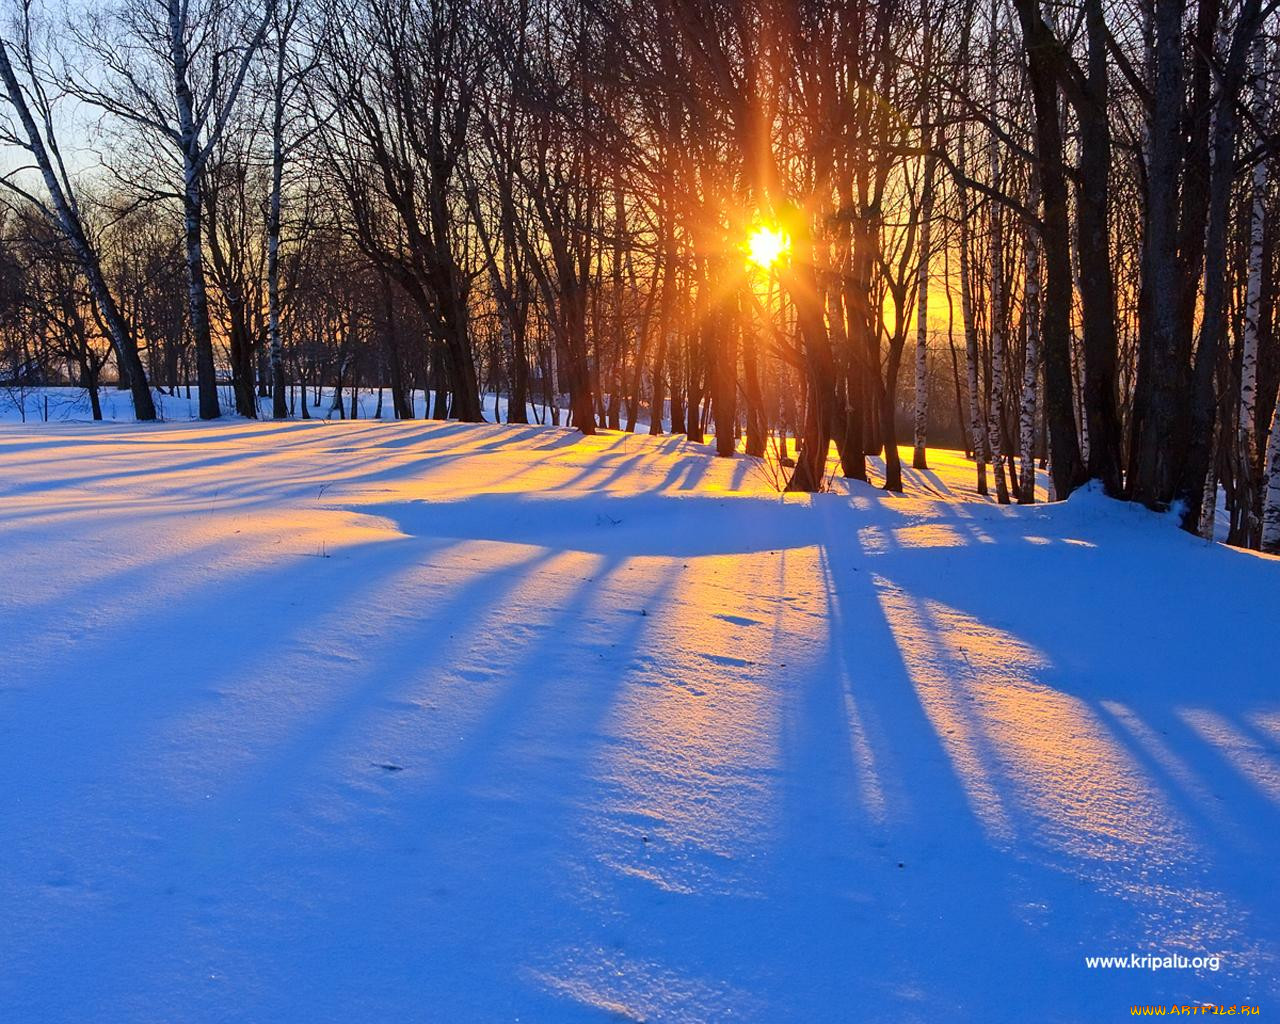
[1238,37,1269,544]
[1018,178,1041,504]
[1199,436,1218,541]
[167,0,220,420]
[1075,342,1090,462]
[1067,195,1089,467]
[957,123,988,494]
[167,0,274,420]
[912,201,932,470]
[985,0,1009,503]
[548,340,560,425]
[267,25,287,419]
[1262,399,1280,553]
[1240,163,1264,465]
[912,3,935,471]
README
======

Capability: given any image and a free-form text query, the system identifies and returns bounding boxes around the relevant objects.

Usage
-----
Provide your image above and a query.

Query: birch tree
[1236,36,1270,546]
[265,0,312,419]
[1017,178,1040,504]
[68,0,278,420]
[957,124,988,496]
[984,0,1010,504]
[1263,404,1280,553]
[911,0,936,472]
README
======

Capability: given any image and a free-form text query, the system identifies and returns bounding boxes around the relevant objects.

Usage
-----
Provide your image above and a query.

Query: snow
[0,411,1277,1022]
[0,384,564,426]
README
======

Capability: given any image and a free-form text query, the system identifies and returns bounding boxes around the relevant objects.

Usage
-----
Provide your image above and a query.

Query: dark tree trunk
[227,294,257,419]
[1075,0,1124,494]
[1128,0,1211,508]
[430,350,449,419]
[508,315,530,424]
[785,261,837,492]
[710,263,736,458]
[86,370,103,421]
[669,351,685,435]
[881,339,906,493]
[183,179,220,420]
[740,294,767,458]
[1177,0,1263,528]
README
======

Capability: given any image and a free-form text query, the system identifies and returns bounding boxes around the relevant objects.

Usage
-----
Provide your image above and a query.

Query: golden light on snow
[873,578,1182,861]
[745,224,790,269]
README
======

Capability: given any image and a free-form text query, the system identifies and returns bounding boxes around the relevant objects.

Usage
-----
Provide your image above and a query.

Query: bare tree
[0,1,155,418]
[67,0,278,419]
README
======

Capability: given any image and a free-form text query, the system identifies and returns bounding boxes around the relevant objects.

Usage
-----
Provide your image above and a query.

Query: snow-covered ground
[0,415,1277,1022]
[0,384,564,426]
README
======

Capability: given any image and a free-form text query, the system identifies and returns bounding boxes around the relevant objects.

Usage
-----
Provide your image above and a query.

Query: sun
[746,224,790,269]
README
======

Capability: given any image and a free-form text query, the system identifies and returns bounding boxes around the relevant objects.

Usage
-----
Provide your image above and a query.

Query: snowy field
[0,383,563,426]
[1,411,1278,1022]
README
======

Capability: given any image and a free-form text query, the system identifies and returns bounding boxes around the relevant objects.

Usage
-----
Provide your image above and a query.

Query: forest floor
[1,407,1278,1022]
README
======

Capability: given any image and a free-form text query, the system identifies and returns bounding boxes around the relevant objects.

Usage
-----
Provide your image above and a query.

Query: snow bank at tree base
[0,417,1276,1023]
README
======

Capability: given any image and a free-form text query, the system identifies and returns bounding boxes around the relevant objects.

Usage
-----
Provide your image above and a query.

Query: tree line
[1,0,1279,551]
